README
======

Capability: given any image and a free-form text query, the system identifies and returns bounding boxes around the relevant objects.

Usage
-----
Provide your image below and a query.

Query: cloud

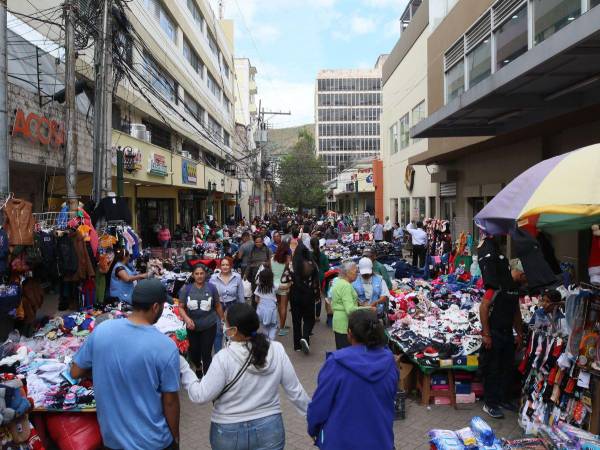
[256,79,315,128]
[362,0,409,8]
[350,16,376,34]
[384,18,400,38]
[254,24,281,43]
[331,30,351,41]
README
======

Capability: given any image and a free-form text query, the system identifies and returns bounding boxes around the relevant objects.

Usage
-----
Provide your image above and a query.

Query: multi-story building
[234,58,258,128]
[315,57,386,182]
[381,0,438,227]
[8,0,243,242]
[410,0,600,276]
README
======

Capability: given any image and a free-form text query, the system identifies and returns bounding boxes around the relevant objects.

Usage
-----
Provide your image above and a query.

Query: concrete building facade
[315,57,386,182]
[8,0,246,241]
[411,0,600,277]
[381,0,438,227]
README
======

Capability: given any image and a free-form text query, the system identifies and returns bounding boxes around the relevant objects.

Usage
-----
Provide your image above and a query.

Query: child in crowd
[530,289,564,330]
[255,267,279,340]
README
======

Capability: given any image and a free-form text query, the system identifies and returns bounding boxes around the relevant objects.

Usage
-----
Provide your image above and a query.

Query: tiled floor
[180,319,523,449]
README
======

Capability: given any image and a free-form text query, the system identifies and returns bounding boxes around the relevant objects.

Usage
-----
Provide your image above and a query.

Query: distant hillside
[266,124,314,156]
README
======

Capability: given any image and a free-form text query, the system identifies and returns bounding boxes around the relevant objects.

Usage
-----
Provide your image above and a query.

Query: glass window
[207,115,222,139]
[207,29,219,58]
[184,91,204,124]
[592,0,600,8]
[411,101,425,143]
[144,52,178,103]
[495,4,528,70]
[223,63,230,79]
[533,0,581,45]
[412,197,426,221]
[145,0,176,41]
[183,37,203,75]
[467,37,491,89]
[224,131,230,147]
[445,61,464,103]
[186,0,204,32]
[390,123,398,155]
[207,73,220,98]
[399,113,410,149]
[400,198,410,226]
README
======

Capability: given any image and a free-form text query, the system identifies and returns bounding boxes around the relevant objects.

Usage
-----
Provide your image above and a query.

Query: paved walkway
[179,319,523,450]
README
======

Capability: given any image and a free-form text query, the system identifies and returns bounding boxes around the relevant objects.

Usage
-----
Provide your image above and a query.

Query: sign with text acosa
[182,160,197,185]
[148,153,168,177]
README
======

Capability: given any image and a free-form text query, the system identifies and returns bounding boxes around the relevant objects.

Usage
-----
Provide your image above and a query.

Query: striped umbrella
[475,144,600,234]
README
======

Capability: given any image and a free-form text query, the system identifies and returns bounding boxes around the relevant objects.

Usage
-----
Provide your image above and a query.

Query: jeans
[210,414,285,450]
[480,330,515,408]
[188,325,217,376]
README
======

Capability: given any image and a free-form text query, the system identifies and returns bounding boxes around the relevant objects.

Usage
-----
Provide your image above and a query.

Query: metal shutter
[492,0,526,29]
[466,12,491,53]
[440,182,457,197]
[444,39,464,71]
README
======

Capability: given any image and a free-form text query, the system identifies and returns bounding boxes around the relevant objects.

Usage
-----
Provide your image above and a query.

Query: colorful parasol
[475,144,600,234]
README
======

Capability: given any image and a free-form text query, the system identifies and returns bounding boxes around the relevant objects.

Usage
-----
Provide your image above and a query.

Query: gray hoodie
[180,340,310,424]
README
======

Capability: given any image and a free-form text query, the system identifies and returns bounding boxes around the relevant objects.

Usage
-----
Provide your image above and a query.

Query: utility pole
[64,0,78,211]
[92,0,113,204]
[0,0,9,196]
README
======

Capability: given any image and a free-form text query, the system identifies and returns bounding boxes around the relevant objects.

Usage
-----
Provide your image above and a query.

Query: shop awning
[412,7,600,143]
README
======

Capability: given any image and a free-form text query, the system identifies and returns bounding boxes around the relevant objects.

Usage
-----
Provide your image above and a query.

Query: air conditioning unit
[181,151,192,159]
[130,124,151,142]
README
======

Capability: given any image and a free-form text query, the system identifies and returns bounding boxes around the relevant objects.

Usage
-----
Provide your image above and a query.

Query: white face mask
[223,324,237,344]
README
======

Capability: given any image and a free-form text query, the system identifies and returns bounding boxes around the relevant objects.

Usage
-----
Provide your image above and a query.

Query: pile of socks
[42,381,94,411]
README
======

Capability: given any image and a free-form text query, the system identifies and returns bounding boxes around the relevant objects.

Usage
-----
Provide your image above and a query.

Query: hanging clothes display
[91,196,132,225]
[3,198,34,246]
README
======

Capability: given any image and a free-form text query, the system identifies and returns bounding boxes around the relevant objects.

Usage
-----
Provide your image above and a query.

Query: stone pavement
[179,319,523,450]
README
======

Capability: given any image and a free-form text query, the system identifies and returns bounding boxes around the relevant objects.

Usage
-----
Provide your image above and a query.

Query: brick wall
[7,83,94,173]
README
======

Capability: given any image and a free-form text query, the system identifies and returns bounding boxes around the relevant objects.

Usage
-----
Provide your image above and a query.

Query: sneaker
[483,404,505,419]
[499,401,519,413]
[278,328,288,337]
[300,338,310,355]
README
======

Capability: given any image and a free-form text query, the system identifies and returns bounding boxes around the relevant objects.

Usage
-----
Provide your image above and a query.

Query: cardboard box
[456,393,476,404]
[396,357,415,393]
[434,396,452,405]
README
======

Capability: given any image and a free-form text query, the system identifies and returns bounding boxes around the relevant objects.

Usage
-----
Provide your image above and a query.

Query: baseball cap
[358,257,373,275]
[131,278,169,305]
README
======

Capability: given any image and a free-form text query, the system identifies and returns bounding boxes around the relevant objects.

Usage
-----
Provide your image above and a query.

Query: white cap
[358,257,373,275]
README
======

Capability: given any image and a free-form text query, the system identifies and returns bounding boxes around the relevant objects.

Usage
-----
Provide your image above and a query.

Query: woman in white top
[271,240,292,336]
[180,303,310,450]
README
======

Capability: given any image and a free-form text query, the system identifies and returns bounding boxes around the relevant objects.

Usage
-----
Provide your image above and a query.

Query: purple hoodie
[307,345,399,450]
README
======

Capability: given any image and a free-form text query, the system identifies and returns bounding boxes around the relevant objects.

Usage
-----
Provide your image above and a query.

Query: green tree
[276,129,326,211]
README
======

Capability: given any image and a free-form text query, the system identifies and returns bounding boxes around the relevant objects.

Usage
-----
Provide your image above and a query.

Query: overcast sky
[211,0,409,129]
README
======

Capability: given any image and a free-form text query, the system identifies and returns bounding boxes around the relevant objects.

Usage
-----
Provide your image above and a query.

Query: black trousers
[412,245,426,268]
[188,325,217,376]
[290,298,315,350]
[480,331,515,408]
[335,332,350,350]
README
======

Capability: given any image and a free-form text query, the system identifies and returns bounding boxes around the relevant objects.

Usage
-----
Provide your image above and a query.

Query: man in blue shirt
[269,231,281,253]
[71,279,180,450]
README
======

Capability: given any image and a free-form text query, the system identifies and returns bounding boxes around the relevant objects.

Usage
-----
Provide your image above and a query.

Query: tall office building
[315,56,386,180]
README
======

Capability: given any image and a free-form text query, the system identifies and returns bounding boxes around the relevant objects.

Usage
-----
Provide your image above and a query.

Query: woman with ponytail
[307,309,398,450]
[180,303,310,450]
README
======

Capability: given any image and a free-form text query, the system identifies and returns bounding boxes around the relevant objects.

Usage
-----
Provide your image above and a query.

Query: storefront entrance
[137,198,174,246]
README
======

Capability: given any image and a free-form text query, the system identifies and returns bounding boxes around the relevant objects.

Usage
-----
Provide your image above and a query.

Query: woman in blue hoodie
[307,309,399,450]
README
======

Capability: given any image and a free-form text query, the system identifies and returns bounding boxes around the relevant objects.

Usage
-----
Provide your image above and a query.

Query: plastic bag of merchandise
[455,427,477,449]
[46,413,102,450]
[469,416,495,446]
[502,438,552,449]
[428,429,465,450]
[476,438,503,450]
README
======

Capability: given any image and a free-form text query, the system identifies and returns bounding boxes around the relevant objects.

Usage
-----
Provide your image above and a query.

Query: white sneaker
[300,338,310,355]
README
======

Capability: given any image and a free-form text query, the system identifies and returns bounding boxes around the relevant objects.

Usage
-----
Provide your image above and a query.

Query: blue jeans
[210,414,285,450]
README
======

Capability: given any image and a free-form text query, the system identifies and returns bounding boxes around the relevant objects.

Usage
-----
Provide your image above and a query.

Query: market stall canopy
[475,144,600,234]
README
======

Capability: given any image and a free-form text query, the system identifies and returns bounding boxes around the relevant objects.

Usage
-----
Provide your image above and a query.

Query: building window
[412,197,426,221]
[429,196,437,218]
[223,63,230,79]
[592,0,600,7]
[390,122,398,154]
[145,0,176,41]
[223,131,230,147]
[144,52,178,104]
[207,29,219,58]
[445,60,464,103]
[411,100,425,143]
[467,37,491,89]
[207,115,222,140]
[400,198,410,226]
[207,72,221,98]
[533,0,581,45]
[399,113,410,149]
[495,4,528,70]
[186,0,204,32]
[184,91,204,124]
[183,37,203,76]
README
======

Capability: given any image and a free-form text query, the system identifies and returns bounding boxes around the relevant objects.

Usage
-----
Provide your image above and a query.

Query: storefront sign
[182,159,197,184]
[148,153,168,177]
[11,109,65,148]
[112,146,142,173]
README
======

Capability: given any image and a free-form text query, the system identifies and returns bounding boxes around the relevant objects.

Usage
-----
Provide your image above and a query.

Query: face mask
[223,324,237,343]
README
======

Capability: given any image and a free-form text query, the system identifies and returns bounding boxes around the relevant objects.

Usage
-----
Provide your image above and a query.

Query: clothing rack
[33,211,78,230]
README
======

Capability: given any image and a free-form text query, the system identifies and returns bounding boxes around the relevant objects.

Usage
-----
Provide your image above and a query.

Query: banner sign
[11,109,65,148]
[148,153,168,177]
[111,146,142,172]
[182,159,197,184]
